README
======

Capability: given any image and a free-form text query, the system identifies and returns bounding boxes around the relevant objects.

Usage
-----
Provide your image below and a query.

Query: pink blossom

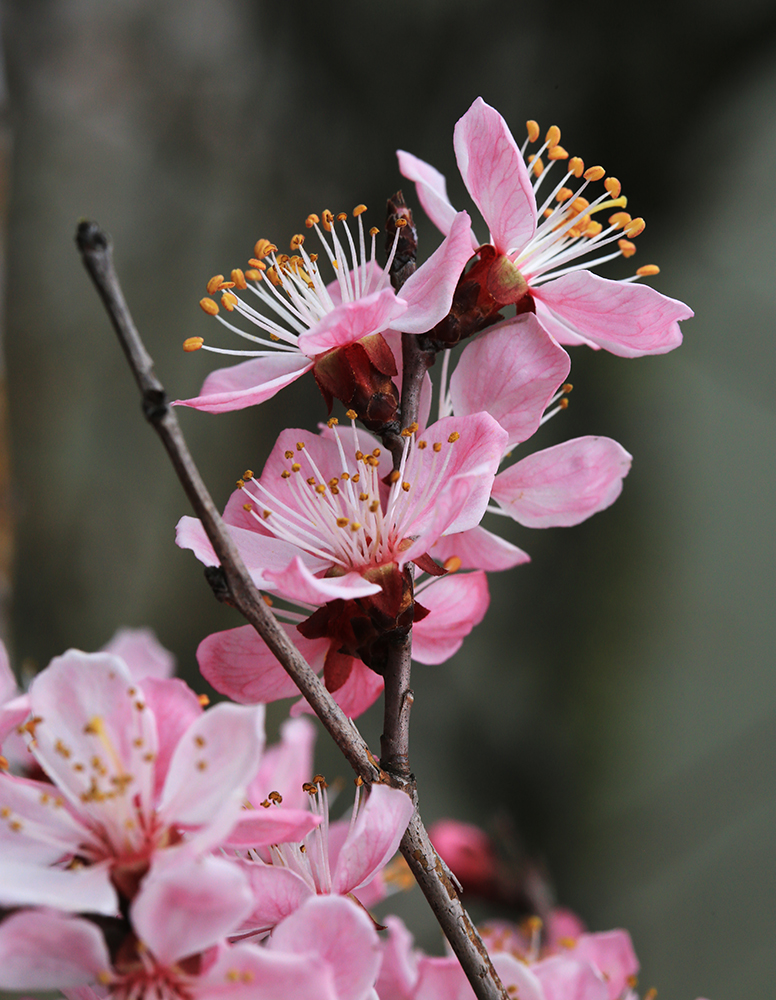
[428,819,501,898]
[0,857,381,1000]
[240,779,414,932]
[101,627,176,681]
[0,650,317,910]
[178,413,505,714]
[399,97,692,357]
[175,209,474,413]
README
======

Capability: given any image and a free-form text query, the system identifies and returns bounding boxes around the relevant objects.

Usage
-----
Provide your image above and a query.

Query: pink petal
[450,315,570,448]
[159,702,265,831]
[0,774,90,863]
[131,855,254,965]
[0,910,111,990]
[395,212,474,334]
[141,678,204,798]
[101,627,176,681]
[331,784,414,895]
[0,860,118,914]
[415,955,472,1000]
[570,930,639,1000]
[453,97,536,254]
[248,716,316,811]
[431,525,530,572]
[197,624,328,705]
[268,895,381,1000]
[292,659,384,720]
[492,437,632,528]
[376,917,419,1000]
[203,943,339,1000]
[224,806,320,848]
[400,474,485,566]
[0,640,14,702]
[0,692,31,746]
[174,353,314,413]
[412,572,489,665]
[397,150,468,244]
[241,864,314,931]
[264,556,381,605]
[297,287,407,355]
[532,954,609,1000]
[533,271,692,358]
[492,955,546,1000]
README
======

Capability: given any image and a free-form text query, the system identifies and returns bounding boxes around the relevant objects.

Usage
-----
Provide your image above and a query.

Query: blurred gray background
[2,2,775,998]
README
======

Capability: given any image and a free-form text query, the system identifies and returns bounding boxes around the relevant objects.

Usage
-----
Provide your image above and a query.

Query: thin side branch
[76,220,508,1000]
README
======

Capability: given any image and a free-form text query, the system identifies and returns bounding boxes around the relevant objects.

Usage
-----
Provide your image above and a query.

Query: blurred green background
[2,2,775,998]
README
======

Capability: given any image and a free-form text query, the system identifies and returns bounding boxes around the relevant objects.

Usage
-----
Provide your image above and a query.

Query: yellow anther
[262,594,274,606]
[340,472,350,480]
[281,470,290,479]
[352,473,360,482]
[267,267,282,287]
[199,298,219,317]
[618,238,637,257]
[556,187,573,202]
[528,155,544,177]
[243,503,253,511]
[372,448,381,457]
[0,754,8,771]
[322,209,334,231]
[636,264,660,276]
[183,336,204,352]
[625,217,645,238]
[328,477,339,487]
[305,214,320,228]
[547,145,568,160]
[443,556,462,573]
[244,268,262,282]
[254,239,277,259]
[306,476,315,485]
[315,484,327,494]
[336,212,348,222]
[350,522,362,531]
[327,417,339,427]
[221,291,238,311]
[545,125,561,147]
[290,234,305,250]
[206,274,225,295]
[296,441,306,451]
[236,479,245,489]
[432,442,442,453]
[609,211,632,229]
[248,258,267,270]
[559,397,569,409]
[395,217,408,228]
[526,120,540,142]
[268,790,283,803]
[401,482,411,492]
[567,156,584,177]
[417,439,427,449]
[284,450,294,459]
[359,492,369,501]
[562,382,573,393]
[583,165,605,182]
[346,409,358,420]
[448,431,460,443]
[291,463,301,472]
[583,220,603,238]
[243,469,254,479]
[369,226,379,237]
[336,517,349,527]
[353,204,367,216]
[369,500,379,512]
[230,268,247,289]
[388,470,401,483]
[604,177,621,199]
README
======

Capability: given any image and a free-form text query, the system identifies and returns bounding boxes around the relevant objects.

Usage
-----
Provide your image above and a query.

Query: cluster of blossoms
[2,99,704,998]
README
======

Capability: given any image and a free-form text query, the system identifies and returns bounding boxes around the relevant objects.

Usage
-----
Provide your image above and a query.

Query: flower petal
[197,624,328,705]
[291,659,384,720]
[454,97,537,254]
[241,864,315,931]
[0,910,111,990]
[101,627,175,681]
[533,271,692,357]
[492,437,632,528]
[297,288,406,355]
[0,860,118,915]
[450,315,570,447]
[331,784,414,895]
[224,806,320,849]
[532,954,609,1000]
[431,525,530,572]
[248,716,316,811]
[394,212,474,334]
[412,572,490,664]
[264,556,381,605]
[397,150,468,244]
[174,354,314,413]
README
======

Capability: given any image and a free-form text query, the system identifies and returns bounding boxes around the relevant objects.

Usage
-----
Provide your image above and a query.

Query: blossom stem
[76,219,509,1000]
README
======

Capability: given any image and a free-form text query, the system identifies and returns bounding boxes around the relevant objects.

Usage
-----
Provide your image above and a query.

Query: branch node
[142,388,168,422]
[204,565,232,604]
[75,219,109,253]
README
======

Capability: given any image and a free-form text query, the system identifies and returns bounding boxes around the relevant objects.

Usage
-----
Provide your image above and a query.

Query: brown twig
[76,220,508,1000]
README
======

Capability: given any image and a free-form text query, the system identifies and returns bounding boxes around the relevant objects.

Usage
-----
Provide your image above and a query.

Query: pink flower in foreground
[0,857,381,1000]
[399,97,693,357]
[240,778,414,932]
[178,413,505,715]
[176,207,473,413]
[0,651,317,910]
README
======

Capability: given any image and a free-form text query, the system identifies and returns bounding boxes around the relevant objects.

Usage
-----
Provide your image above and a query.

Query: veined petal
[291,659,384,720]
[397,149,468,244]
[0,773,91,863]
[224,807,321,849]
[264,557,382,604]
[454,97,537,254]
[204,943,339,1000]
[140,677,204,799]
[533,271,692,357]
[394,212,474,334]
[241,864,315,931]
[130,855,254,966]
[197,624,328,705]
[450,315,570,448]
[158,702,265,829]
[412,572,490,665]
[430,525,530,572]
[331,784,414,895]
[0,910,112,990]
[297,287,406,355]
[492,437,632,528]
[174,354,314,413]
